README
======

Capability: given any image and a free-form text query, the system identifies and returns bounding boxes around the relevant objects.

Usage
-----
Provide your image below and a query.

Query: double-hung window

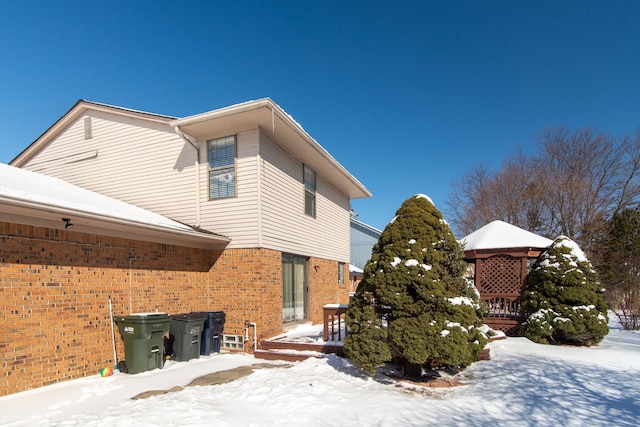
[304,164,316,217]
[338,262,345,284]
[208,135,236,199]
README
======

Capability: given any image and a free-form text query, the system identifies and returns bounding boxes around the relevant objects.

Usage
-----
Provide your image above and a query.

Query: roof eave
[1,195,231,250]
[172,98,371,199]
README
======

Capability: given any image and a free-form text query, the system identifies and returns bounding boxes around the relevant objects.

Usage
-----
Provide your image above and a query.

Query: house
[4,98,370,395]
[0,163,230,396]
[348,217,381,291]
[459,220,553,335]
[349,217,382,271]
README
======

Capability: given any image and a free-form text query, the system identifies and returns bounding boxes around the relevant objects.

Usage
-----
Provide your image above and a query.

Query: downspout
[174,126,201,227]
[256,131,262,248]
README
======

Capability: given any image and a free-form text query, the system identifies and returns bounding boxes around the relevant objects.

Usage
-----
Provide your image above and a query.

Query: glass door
[282,254,308,323]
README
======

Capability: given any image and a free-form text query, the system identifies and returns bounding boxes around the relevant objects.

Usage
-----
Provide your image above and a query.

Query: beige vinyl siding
[258,131,350,261]
[21,111,200,226]
[19,111,352,258]
[197,129,260,248]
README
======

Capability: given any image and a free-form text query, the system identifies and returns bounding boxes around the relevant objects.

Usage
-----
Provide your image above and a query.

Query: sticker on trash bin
[124,326,135,334]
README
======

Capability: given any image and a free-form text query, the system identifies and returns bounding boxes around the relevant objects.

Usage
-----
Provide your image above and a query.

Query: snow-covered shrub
[521,235,608,345]
[344,194,487,376]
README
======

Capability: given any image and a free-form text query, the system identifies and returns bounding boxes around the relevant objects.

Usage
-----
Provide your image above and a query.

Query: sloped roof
[459,220,553,251]
[0,163,229,249]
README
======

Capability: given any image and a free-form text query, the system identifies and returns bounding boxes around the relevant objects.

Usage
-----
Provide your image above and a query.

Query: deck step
[260,339,345,356]
[480,347,491,360]
[254,349,324,362]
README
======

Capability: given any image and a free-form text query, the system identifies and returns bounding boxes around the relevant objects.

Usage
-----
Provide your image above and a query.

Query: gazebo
[460,220,553,335]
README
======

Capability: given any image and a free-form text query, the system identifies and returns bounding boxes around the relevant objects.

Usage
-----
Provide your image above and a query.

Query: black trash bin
[113,313,170,374]
[200,311,226,355]
[168,313,206,362]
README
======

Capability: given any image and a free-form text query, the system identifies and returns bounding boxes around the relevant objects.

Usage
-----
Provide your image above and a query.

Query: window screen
[304,164,316,217]
[208,136,236,199]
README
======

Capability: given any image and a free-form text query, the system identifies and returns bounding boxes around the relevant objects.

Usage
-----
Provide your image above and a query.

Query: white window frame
[303,164,316,217]
[207,135,237,200]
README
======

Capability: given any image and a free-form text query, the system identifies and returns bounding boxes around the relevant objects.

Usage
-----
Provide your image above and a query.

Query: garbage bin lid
[115,312,170,323]
[129,312,168,317]
[171,312,207,320]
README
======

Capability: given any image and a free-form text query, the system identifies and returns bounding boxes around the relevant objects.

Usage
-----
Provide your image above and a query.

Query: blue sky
[1,1,638,233]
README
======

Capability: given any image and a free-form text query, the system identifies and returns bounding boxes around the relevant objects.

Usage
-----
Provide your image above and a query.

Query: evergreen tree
[597,209,640,329]
[344,195,487,376]
[521,235,609,345]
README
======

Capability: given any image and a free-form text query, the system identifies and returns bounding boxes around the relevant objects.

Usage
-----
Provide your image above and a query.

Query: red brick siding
[0,222,350,396]
[0,222,213,396]
[307,258,350,323]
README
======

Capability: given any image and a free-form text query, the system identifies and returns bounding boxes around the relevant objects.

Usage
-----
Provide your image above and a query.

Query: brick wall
[0,222,214,396]
[0,222,350,396]
[307,258,351,323]
[207,250,350,345]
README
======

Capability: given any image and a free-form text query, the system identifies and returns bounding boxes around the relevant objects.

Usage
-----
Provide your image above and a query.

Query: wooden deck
[255,305,347,362]
[255,304,492,362]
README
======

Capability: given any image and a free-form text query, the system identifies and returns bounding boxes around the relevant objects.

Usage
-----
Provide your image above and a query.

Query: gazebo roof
[460,220,553,251]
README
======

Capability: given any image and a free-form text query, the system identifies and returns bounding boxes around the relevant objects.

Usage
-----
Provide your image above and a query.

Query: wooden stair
[254,338,344,362]
[255,339,490,362]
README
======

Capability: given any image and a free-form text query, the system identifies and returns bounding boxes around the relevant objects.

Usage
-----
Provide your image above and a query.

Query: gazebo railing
[482,294,524,319]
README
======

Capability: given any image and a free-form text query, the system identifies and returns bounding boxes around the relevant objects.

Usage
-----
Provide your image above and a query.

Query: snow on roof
[459,220,553,251]
[0,163,197,233]
[349,264,364,274]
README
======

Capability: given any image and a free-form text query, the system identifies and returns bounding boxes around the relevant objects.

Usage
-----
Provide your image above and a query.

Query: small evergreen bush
[344,195,487,376]
[521,235,608,345]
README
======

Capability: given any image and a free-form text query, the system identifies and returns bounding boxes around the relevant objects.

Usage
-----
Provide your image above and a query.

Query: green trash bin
[169,313,206,362]
[114,313,170,374]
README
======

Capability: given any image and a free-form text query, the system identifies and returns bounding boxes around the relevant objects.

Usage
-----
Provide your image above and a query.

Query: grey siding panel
[259,131,350,261]
[350,220,382,269]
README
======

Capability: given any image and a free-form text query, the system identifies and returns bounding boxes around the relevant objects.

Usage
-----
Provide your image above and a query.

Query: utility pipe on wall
[244,321,258,351]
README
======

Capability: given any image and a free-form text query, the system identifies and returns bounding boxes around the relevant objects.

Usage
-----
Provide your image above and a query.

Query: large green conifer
[521,235,608,345]
[344,195,487,376]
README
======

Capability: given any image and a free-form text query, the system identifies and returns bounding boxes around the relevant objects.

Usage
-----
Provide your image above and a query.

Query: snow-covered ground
[2,313,639,427]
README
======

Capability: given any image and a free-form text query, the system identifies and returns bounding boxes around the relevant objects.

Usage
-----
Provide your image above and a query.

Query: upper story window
[304,164,316,217]
[208,135,236,199]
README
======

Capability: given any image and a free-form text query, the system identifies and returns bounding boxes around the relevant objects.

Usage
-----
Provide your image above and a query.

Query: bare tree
[447,127,640,250]
[448,153,545,237]
[533,127,624,243]
[447,164,493,236]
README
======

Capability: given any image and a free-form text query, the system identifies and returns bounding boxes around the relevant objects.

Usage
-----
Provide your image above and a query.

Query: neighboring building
[4,98,370,395]
[349,218,381,292]
[459,220,553,335]
[349,217,382,270]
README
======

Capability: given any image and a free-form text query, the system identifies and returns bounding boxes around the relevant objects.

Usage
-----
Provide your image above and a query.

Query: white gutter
[170,98,275,127]
[174,126,202,227]
[256,132,262,248]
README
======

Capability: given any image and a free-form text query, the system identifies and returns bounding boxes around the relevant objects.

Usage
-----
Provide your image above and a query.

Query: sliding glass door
[282,254,308,323]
